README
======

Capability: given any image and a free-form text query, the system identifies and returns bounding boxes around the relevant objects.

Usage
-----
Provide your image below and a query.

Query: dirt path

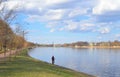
[0,49,22,58]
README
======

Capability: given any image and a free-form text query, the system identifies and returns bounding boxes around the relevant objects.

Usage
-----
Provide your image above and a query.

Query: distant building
[89,42,94,46]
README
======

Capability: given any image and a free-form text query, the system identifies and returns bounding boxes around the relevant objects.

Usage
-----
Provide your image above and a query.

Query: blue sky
[2,0,120,44]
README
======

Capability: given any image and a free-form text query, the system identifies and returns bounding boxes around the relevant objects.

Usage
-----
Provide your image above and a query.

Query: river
[28,47,120,77]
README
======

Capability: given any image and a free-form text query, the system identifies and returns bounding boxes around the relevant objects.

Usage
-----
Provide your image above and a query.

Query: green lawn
[0,49,95,77]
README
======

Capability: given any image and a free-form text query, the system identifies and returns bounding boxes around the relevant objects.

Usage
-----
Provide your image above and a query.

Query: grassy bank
[0,49,94,77]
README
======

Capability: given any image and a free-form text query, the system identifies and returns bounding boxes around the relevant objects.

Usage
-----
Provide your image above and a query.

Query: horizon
[2,0,120,44]
[38,40,120,45]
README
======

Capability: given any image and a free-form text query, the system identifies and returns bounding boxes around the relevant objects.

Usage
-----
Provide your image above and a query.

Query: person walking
[51,56,55,64]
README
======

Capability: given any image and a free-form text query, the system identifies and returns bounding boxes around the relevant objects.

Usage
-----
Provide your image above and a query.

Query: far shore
[34,46,120,49]
[70,46,120,49]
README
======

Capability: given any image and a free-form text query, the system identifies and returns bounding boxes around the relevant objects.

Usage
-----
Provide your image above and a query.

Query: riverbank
[0,49,95,77]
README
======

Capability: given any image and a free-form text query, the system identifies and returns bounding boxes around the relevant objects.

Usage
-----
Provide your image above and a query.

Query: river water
[28,47,120,77]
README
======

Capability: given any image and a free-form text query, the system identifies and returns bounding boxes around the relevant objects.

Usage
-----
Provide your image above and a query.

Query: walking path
[0,49,22,58]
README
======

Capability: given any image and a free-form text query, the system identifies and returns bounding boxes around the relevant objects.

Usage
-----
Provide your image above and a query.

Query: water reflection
[28,47,120,77]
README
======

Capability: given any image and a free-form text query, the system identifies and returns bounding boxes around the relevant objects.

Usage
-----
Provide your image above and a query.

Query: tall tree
[0,0,18,62]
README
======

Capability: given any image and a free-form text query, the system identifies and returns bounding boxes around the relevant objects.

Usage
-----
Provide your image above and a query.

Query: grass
[0,49,95,77]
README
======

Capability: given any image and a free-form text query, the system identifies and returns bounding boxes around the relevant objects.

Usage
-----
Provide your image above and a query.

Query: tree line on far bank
[62,40,120,47]
[36,40,120,48]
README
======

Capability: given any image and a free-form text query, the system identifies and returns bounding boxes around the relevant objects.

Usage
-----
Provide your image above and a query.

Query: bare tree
[0,0,29,62]
[0,0,17,24]
[0,0,18,62]
[14,24,28,40]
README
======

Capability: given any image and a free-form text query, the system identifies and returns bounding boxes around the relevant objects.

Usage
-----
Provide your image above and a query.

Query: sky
[1,0,120,44]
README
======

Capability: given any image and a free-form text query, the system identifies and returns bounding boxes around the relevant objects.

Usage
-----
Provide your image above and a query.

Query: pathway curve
[0,49,22,59]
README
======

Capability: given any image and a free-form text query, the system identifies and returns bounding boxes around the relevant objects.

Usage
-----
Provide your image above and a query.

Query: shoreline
[28,56,95,77]
[27,49,95,77]
[0,49,95,77]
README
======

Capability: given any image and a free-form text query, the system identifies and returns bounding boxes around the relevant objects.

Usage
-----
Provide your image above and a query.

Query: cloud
[68,8,89,18]
[62,20,78,31]
[99,27,110,34]
[92,0,120,22]
[3,0,120,36]
[4,0,69,8]
[48,20,96,33]
[93,0,120,15]
[3,0,92,20]
[44,9,65,21]
[26,9,65,22]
